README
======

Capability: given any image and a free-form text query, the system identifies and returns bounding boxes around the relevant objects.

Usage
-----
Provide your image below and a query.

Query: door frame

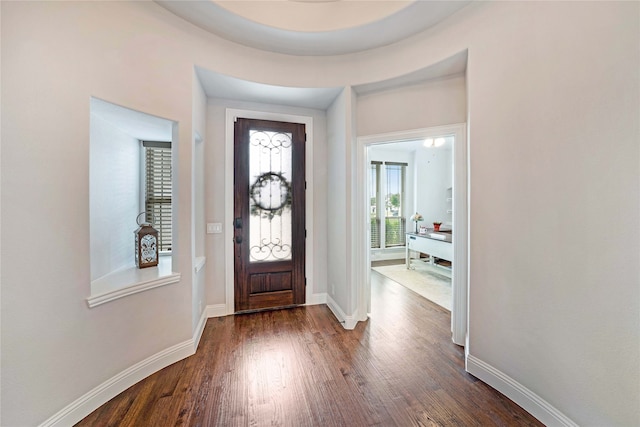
[225,109,314,315]
[355,123,468,346]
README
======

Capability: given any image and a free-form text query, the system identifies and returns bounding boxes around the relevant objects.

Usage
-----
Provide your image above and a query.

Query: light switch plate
[207,223,222,234]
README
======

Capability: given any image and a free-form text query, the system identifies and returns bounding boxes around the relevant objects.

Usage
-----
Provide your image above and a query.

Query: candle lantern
[134,212,158,268]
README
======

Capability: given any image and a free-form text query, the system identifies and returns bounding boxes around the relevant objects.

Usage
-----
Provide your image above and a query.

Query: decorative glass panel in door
[248,129,293,262]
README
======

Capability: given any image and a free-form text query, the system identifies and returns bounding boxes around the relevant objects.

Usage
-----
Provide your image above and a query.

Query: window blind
[384,162,406,246]
[370,162,381,248]
[143,141,172,252]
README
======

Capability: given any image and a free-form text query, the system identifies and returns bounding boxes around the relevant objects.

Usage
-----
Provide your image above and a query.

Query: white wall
[2,3,197,425]
[89,114,140,281]
[326,87,361,321]
[356,74,466,137]
[414,146,452,227]
[193,72,207,260]
[192,71,207,332]
[1,1,638,426]
[326,89,350,313]
[460,3,639,425]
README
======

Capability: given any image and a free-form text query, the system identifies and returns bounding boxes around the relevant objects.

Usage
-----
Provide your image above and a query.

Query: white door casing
[355,123,468,346]
[225,109,315,314]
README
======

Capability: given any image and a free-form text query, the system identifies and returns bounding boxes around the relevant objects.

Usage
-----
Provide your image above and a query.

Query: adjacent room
[369,138,454,311]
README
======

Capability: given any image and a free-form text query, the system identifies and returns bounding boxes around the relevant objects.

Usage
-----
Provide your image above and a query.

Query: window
[143,141,172,252]
[370,161,381,248]
[370,161,406,248]
[384,162,406,246]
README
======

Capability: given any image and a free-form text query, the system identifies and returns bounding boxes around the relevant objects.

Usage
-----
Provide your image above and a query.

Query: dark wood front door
[234,118,306,312]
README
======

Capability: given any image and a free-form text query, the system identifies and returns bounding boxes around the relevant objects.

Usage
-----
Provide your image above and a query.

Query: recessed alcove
[193,50,467,321]
[88,98,179,307]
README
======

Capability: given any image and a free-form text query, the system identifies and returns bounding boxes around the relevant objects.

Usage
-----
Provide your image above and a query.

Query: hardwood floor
[76,272,543,426]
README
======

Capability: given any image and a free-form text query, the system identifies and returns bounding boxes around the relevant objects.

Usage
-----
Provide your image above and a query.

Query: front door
[234,118,306,312]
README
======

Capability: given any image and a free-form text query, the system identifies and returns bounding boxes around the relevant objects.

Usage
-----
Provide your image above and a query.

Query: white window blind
[383,162,406,247]
[143,141,172,252]
[370,161,381,249]
[370,161,407,248]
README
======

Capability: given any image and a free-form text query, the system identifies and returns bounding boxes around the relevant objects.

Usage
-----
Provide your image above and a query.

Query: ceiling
[195,67,345,110]
[160,1,469,110]
[155,0,471,56]
[100,1,469,132]
[195,48,467,110]
[91,97,173,141]
[370,136,453,154]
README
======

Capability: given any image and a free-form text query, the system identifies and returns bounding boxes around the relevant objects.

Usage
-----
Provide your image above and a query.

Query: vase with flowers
[433,221,442,231]
[410,212,423,233]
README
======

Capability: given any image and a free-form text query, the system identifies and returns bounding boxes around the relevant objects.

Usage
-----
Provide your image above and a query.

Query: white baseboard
[466,354,578,427]
[39,339,196,427]
[193,307,208,348]
[305,292,327,306]
[370,248,406,261]
[40,312,211,427]
[38,296,360,427]
[326,294,359,330]
[206,303,228,318]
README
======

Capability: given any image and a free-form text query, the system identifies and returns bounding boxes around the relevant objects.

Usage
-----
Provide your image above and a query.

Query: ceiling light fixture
[423,137,446,148]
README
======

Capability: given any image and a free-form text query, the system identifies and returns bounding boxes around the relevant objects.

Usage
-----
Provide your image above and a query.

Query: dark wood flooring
[76,272,543,426]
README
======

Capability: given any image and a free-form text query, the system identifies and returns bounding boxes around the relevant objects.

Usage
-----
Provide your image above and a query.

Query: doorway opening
[369,137,453,311]
[355,124,468,346]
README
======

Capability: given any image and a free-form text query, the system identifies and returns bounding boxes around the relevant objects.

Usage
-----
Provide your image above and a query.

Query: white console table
[405,232,453,269]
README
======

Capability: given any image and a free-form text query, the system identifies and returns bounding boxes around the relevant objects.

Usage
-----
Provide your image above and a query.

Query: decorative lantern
[134,212,158,268]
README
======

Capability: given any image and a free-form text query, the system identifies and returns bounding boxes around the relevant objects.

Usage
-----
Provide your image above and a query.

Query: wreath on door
[249,172,292,219]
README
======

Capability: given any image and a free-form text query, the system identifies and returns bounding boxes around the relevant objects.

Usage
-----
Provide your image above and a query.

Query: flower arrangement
[410,212,423,233]
[433,221,442,231]
[410,212,423,222]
